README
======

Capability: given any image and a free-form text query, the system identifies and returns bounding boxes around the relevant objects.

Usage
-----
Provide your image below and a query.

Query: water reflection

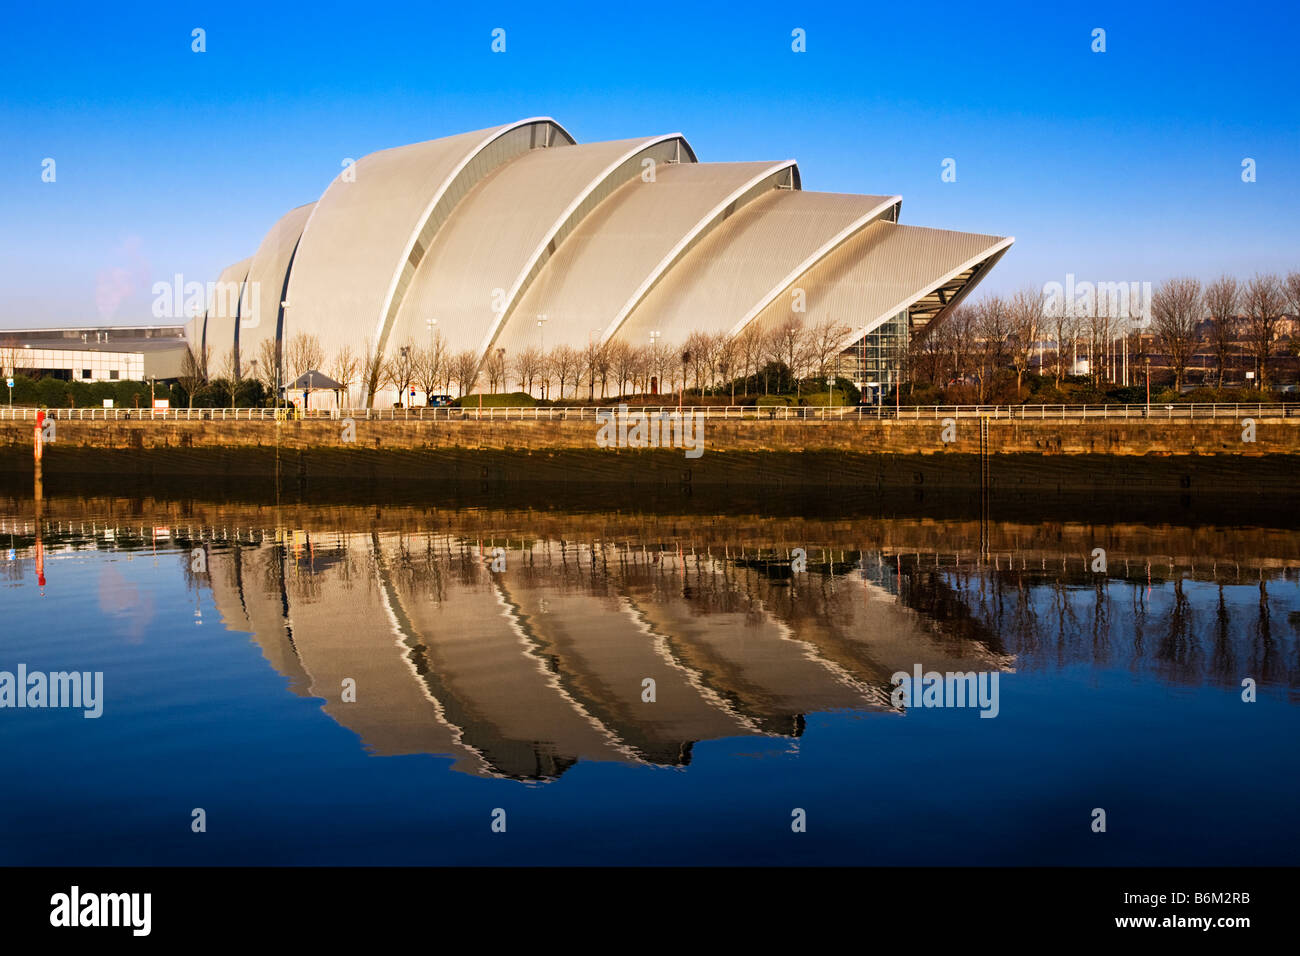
[3,502,1297,783]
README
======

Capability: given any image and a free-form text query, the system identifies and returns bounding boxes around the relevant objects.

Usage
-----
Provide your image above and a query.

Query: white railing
[0,403,1296,422]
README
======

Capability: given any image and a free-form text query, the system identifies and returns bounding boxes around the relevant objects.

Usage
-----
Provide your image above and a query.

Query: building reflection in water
[200,534,1012,781]
[3,512,1296,782]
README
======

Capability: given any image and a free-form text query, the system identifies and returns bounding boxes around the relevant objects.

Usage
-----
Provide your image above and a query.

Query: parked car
[427,395,453,407]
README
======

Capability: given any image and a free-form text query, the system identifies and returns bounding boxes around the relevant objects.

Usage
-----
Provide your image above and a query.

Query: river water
[2,484,1297,865]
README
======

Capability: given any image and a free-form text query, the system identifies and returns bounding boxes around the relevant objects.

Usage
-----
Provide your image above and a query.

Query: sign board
[152,399,170,409]
[102,398,114,408]
[1246,371,1255,380]
[5,378,12,388]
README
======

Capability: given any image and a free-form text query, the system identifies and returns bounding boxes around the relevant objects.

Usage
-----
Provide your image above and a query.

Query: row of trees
[378,318,859,405]
[910,271,1300,398]
[1146,272,1300,389]
[170,269,1299,408]
[183,318,862,407]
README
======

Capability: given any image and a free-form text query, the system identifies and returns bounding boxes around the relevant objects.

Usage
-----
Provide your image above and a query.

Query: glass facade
[836,310,909,399]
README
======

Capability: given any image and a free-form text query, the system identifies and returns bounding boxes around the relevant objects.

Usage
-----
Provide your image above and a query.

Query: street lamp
[680,349,690,414]
[1144,356,1151,414]
[649,330,661,397]
[400,345,411,408]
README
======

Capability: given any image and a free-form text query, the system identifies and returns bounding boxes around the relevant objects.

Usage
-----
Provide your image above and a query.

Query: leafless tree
[768,316,814,398]
[383,339,419,406]
[451,350,481,398]
[178,344,209,408]
[683,331,715,394]
[1203,276,1239,387]
[909,325,948,386]
[944,306,978,384]
[484,348,508,393]
[414,343,444,405]
[547,345,581,399]
[360,336,385,406]
[1150,278,1203,391]
[217,349,243,406]
[630,344,652,395]
[1242,273,1285,388]
[580,338,605,400]
[647,340,673,398]
[512,346,544,397]
[1009,286,1047,394]
[330,346,360,407]
[713,334,740,403]
[974,296,1012,400]
[284,332,324,382]
[736,323,765,398]
[807,318,852,396]
[1284,271,1300,339]
[606,340,635,398]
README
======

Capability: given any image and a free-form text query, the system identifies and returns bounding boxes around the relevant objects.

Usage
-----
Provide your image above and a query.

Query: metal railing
[1,402,1296,422]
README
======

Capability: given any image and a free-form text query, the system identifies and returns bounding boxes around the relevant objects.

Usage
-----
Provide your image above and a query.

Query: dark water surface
[2,483,1298,865]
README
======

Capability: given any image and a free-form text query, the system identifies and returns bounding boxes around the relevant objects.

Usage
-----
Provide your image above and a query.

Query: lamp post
[536,315,548,399]
[277,300,290,416]
[1145,356,1151,415]
[400,345,411,409]
[649,330,660,397]
[680,349,690,414]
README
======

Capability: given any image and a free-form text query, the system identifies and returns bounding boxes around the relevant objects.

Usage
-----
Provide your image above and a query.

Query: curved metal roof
[493,160,799,356]
[616,190,899,346]
[200,257,251,364]
[389,135,696,364]
[203,118,1014,402]
[237,202,315,368]
[283,118,574,367]
[747,221,1014,347]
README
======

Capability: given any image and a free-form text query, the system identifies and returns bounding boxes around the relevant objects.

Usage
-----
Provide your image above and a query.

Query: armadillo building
[192,117,1012,404]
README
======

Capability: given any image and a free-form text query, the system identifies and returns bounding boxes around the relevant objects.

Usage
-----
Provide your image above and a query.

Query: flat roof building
[0,325,188,383]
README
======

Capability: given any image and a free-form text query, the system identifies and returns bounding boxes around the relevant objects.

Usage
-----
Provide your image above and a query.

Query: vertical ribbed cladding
[615,191,900,347]
[471,134,696,364]
[276,118,575,402]
[386,134,696,365]
[234,202,316,376]
[199,257,251,373]
[743,223,1015,350]
[496,160,799,356]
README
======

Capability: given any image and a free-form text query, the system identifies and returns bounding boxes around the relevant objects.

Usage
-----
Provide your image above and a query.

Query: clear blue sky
[1,0,1296,327]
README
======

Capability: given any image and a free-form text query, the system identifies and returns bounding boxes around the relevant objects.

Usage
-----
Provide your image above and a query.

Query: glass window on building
[81,369,93,379]
[109,370,120,380]
[838,311,910,401]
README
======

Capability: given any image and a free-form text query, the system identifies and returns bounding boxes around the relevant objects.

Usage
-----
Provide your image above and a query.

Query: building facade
[192,118,1012,405]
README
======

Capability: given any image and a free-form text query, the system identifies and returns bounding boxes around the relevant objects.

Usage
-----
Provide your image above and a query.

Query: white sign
[102,399,114,408]
[153,399,170,409]
[1246,371,1255,380]
[5,378,12,388]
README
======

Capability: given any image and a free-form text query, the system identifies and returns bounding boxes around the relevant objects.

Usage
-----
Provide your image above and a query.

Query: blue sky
[1,0,1296,327]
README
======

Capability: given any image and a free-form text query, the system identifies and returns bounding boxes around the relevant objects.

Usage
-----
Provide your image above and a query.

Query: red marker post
[34,409,45,461]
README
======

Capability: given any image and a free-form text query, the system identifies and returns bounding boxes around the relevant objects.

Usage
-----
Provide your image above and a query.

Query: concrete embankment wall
[2,417,1297,492]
